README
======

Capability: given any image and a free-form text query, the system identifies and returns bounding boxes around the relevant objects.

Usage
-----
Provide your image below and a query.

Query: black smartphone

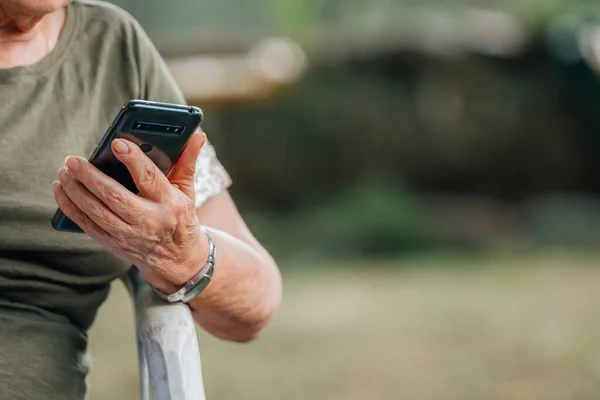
[52,100,203,233]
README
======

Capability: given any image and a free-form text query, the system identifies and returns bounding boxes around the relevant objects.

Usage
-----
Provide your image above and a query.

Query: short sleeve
[130,17,232,207]
[193,140,232,207]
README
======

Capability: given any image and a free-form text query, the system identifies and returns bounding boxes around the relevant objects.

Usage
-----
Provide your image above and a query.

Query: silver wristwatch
[152,227,216,304]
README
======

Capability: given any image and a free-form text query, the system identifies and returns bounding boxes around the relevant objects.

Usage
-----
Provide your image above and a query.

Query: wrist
[149,226,216,303]
[140,224,210,294]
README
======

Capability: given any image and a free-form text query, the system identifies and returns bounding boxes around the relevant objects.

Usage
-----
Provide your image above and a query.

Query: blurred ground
[89,251,600,400]
[81,3,600,399]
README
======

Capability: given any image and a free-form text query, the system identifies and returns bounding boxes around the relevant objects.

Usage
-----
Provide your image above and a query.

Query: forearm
[187,227,282,342]
[55,131,280,342]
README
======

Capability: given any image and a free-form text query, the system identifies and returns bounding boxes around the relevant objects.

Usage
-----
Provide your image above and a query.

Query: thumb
[168,131,206,200]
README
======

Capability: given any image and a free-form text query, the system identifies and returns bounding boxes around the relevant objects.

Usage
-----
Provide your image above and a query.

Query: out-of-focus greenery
[108,0,600,46]
[86,3,600,399]
[242,178,430,263]
[106,0,600,260]
[202,43,600,261]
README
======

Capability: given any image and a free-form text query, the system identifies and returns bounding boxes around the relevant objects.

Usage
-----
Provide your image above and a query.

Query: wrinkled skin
[54,134,209,291]
[1,0,282,343]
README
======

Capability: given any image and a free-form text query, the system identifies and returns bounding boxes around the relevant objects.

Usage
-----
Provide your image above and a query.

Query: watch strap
[152,226,216,304]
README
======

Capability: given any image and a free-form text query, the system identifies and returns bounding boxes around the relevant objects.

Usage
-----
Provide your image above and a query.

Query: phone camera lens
[139,143,153,153]
[187,107,195,114]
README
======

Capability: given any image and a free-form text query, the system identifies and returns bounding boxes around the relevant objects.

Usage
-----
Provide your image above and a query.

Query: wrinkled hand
[53,132,208,293]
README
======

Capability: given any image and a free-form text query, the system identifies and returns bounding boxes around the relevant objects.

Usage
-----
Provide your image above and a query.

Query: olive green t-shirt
[0,1,231,398]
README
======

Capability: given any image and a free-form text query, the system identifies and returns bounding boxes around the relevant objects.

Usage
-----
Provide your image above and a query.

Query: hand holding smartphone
[52,100,203,232]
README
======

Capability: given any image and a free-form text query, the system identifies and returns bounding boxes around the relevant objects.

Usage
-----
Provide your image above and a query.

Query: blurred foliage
[524,195,600,247]
[206,50,599,200]
[109,0,600,47]
[202,28,600,260]
[242,177,430,263]
[106,0,600,260]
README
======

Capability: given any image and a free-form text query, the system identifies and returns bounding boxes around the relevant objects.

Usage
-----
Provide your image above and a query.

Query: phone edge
[51,100,203,233]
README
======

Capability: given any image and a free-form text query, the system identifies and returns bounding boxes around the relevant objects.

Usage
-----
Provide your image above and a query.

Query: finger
[58,168,132,235]
[168,132,206,199]
[53,180,113,244]
[64,156,148,224]
[111,139,174,203]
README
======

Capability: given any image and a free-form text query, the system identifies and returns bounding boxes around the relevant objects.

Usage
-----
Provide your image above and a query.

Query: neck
[0,7,66,69]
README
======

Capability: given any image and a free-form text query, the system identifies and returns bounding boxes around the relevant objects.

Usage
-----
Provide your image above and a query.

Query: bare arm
[53,132,282,343]
[188,190,282,341]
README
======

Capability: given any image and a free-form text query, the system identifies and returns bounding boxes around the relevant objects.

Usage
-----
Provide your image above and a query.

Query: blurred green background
[91,1,600,399]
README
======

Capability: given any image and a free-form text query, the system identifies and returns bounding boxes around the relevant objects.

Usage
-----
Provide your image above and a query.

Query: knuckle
[86,203,104,219]
[171,201,187,216]
[171,195,194,216]
[185,163,196,178]
[144,219,162,236]
[184,199,197,215]
[84,175,100,189]
[139,164,158,187]
[136,221,159,243]
[75,209,89,227]
[103,188,122,204]
[161,215,178,237]
[130,211,147,227]
[150,213,177,242]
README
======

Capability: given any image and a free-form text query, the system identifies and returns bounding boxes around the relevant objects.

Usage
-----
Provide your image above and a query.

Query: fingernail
[65,156,79,171]
[52,181,61,190]
[112,139,129,154]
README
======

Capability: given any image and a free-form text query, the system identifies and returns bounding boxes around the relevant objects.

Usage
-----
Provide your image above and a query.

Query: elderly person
[0,0,282,398]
